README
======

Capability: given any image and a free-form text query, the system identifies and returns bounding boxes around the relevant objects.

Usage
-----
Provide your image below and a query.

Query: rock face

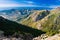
[33,34,60,40]
[1,34,60,40]
[27,10,49,22]
[33,34,48,40]
[45,34,60,40]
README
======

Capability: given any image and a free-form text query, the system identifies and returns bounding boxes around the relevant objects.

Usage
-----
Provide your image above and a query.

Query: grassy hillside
[41,9,60,35]
[20,10,50,28]
[21,8,60,36]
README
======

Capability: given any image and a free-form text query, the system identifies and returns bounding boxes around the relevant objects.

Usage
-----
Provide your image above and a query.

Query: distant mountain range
[0,8,32,22]
[0,7,53,22]
[0,7,32,22]
[0,7,60,36]
[0,7,53,11]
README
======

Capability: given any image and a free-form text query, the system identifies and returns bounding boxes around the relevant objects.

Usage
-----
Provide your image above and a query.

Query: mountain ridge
[20,7,60,36]
[0,16,45,37]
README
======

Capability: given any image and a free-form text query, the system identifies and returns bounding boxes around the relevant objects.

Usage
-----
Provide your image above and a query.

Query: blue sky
[0,0,60,8]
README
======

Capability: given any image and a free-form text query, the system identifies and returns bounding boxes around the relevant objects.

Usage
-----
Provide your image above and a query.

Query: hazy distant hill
[0,9,32,22]
[0,7,53,22]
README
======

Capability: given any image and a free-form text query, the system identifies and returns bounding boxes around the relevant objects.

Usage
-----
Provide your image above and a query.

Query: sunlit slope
[21,8,60,35]
[41,8,60,35]
[21,10,50,28]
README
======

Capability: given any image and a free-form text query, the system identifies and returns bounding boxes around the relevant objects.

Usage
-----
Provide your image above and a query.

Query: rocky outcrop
[30,10,50,22]
[45,34,60,40]
[0,33,33,40]
[33,34,60,40]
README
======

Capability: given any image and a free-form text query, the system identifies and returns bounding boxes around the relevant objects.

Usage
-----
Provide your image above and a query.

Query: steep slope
[21,10,50,28]
[41,8,60,35]
[0,16,45,37]
[21,7,60,36]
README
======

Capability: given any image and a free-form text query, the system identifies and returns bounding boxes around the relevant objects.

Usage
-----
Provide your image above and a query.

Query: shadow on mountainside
[0,16,45,37]
[36,10,50,21]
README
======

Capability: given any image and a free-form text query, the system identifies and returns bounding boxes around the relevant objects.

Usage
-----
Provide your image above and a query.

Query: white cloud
[0,0,40,8]
[0,0,39,7]
[0,3,19,7]
[23,1,34,4]
[0,3,41,7]
[48,5,60,8]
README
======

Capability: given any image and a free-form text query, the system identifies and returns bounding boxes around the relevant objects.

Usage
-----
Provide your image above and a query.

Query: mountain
[0,16,45,37]
[21,7,60,36]
[0,7,53,11]
[0,7,53,22]
[0,7,60,38]
[0,9,32,22]
[0,7,60,40]
[20,10,50,28]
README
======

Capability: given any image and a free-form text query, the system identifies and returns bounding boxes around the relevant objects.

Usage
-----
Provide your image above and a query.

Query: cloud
[0,3,19,7]
[23,1,34,4]
[48,5,60,8]
[1,0,55,8]
[0,0,39,7]
[0,3,41,7]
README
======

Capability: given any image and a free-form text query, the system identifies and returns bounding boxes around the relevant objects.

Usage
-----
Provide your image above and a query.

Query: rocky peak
[31,10,50,22]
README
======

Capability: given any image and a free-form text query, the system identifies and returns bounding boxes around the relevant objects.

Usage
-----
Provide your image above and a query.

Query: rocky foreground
[0,35,33,40]
[0,33,60,40]
[0,37,23,40]
[33,34,60,40]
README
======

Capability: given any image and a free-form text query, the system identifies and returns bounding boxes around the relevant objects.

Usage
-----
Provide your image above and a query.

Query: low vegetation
[21,8,60,36]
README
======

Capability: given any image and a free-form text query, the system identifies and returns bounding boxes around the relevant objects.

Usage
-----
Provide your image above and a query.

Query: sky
[0,0,60,8]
